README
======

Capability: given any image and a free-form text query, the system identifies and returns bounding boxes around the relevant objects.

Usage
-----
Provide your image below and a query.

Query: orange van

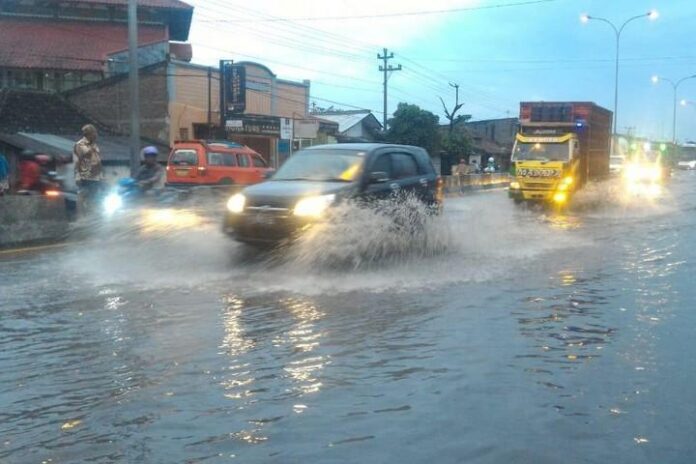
[166,140,273,187]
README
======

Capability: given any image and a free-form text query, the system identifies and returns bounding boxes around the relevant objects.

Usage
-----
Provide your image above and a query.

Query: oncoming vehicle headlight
[553,192,568,204]
[104,192,123,215]
[562,176,573,186]
[226,193,246,214]
[294,194,336,218]
[509,181,520,190]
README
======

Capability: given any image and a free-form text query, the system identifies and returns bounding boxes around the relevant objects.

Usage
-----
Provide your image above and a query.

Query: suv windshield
[273,149,365,182]
[513,142,570,162]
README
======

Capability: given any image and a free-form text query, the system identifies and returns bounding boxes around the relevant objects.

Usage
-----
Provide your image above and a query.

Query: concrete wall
[0,196,71,247]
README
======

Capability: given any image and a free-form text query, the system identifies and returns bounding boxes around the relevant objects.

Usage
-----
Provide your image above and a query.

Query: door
[234,153,254,185]
[206,151,239,184]
[362,152,397,202]
[168,147,200,183]
[390,152,423,199]
[250,154,269,184]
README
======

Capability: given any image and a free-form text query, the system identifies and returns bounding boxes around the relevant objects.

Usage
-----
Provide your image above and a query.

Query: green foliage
[386,103,440,153]
[441,132,472,161]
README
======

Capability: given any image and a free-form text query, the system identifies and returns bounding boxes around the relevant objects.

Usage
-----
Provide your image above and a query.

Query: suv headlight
[226,193,246,213]
[294,194,335,218]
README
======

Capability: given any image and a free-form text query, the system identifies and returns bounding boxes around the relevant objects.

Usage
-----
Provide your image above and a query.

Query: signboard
[225,115,280,136]
[220,60,246,118]
[295,120,319,139]
[280,118,294,140]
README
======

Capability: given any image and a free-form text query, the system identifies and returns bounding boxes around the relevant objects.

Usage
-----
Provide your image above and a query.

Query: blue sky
[185,0,696,141]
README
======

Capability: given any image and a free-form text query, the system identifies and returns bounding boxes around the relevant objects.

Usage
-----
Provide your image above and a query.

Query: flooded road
[2,174,696,463]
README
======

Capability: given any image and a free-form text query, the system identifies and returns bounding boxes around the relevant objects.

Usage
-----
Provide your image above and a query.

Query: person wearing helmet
[135,146,164,192]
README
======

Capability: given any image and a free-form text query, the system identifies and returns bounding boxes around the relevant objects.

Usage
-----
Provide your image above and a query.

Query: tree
[439,83,471,134]
[386,103,440,153]
[441,131,472,162]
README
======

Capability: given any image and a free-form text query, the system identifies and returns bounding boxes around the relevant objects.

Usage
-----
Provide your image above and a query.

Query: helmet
[35,154,51,165]
[142,146,159,158]
[488,157,495,163]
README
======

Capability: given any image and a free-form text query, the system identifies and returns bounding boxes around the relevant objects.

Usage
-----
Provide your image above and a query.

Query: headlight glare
[294,194,335,218]
[509,181,520,190]
[227,193,246,213]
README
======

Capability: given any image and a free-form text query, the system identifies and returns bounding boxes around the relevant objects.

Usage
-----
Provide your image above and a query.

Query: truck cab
[509,133,579,203]
[508,102,612,205]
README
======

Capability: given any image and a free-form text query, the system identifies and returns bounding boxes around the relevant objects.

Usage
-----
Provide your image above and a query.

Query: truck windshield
[513,142,570,162]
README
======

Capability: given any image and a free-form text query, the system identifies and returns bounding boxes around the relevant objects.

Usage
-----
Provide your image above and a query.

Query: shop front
[224,114,280,167]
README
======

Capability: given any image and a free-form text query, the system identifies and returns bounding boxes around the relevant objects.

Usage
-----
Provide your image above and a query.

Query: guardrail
[443,173,511,194]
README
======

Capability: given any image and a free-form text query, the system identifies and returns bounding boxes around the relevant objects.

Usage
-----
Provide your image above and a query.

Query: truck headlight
[294,194,335,218]
[553,192,568,204]
[509,181,520,190]
[226,193,246,214]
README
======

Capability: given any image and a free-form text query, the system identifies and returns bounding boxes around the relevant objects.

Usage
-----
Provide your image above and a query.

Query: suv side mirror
[368,171,389,184]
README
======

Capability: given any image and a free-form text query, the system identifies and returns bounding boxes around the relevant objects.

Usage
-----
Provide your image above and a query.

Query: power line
[198,0,563,22]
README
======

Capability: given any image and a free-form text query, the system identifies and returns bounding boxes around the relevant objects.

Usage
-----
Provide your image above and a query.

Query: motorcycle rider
[135,146,164,193]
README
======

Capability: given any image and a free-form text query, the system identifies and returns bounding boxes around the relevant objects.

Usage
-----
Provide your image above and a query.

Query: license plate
[175,169,189,177]
[253,214,275,226]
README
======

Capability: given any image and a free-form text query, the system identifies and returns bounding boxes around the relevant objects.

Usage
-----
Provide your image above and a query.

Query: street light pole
[652,74,696,144]
[581,11,658,135]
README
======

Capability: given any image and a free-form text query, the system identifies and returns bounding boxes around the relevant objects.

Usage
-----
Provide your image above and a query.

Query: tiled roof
[0,19,167,71]
[0,89,109,134]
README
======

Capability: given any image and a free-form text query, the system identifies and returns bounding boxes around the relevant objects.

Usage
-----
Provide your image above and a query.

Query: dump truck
[508,101,612,205]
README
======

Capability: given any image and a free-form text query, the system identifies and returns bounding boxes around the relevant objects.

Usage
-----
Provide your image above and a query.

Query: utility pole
[378,48,401,131]
[127,0,140,176]
[207,66,212,137]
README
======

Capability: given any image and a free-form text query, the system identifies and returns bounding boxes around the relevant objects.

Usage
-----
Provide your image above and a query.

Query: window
[207,152,224,166]
[171,149,198,166]
[391,153,419,179]
[237,154,250,167]
[179,128,189,140]
[252,155,267,168]
[370,154,391,177]
[223,154,237,166]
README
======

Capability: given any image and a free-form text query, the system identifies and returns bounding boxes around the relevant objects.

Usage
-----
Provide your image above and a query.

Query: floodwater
[1,174,695,463]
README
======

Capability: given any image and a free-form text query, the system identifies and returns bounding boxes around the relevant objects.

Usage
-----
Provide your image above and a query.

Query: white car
[677,160,696,170]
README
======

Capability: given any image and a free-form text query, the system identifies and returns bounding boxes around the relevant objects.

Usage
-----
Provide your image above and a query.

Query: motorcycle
[103,178,188,216]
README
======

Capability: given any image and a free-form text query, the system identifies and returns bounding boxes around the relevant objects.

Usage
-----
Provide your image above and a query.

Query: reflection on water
[277,298,327,396]
[514,269,617,406]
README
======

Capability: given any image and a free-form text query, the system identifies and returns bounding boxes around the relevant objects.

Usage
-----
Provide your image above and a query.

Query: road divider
[443,173,511,195]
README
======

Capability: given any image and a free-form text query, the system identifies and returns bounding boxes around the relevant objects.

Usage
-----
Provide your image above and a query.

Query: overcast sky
[183,0,696,141]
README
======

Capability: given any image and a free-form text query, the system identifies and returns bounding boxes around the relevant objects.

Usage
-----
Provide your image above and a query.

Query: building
[463,117,518,170]
[0,0,193,92]
[0,88,168,190]
[66,59,330,166]
[313,110,383,142]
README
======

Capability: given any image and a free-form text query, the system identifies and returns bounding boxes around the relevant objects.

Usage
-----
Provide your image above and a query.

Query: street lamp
[651,74,696,143]
[580,10,659,134]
